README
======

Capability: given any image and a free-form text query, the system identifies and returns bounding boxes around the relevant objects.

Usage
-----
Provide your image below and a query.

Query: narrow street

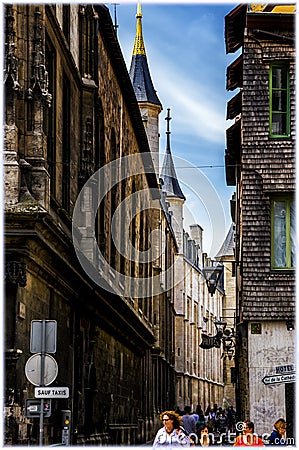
[3,2,295,447]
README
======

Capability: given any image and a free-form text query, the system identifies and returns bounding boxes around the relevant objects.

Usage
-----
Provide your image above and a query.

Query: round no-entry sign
[25,353,58,386]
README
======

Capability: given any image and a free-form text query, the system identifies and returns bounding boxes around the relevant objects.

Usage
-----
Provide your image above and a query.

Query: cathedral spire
[161,109,185,200]
[133,3,145,55]
[165,107,171,153]
[129,3,161,106]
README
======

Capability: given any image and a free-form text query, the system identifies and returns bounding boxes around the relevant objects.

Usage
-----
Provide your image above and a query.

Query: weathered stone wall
[4,4,171,446]
[248,321,295,436]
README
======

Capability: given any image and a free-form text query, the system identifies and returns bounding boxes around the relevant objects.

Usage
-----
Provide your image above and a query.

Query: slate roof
[215,223,235,258]
[129,5,161,106]
[129,55,161,105]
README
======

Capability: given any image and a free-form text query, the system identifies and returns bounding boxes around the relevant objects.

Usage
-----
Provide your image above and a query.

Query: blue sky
[107,2,239,256]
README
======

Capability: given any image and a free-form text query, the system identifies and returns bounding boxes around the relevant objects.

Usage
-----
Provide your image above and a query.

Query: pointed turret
[129,3,161,106]
[129,3,162,179]
[161,109,185,200]
[160,109,185,253]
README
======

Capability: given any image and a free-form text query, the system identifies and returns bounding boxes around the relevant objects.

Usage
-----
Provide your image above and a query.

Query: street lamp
[199,317,236,359]
[214,319,227,335]
[222,336,236,360]
[202,263,223,296]
[213,319,227,348]
[199,318,226,349]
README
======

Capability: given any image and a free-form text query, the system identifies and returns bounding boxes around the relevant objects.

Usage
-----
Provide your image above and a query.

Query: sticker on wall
[251,323,262,334]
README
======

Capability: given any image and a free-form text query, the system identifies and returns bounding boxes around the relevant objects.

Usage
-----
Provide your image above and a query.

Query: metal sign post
[39,320,46,446]
[26,319,58,446]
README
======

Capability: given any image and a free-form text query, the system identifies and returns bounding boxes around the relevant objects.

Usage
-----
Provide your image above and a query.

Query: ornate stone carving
[5,262,27,287]
[26,7,51,107]
[4,5,21,94]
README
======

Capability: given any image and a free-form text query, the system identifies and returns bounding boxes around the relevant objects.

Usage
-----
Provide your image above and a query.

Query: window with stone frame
[79,5,96,80]
[45,37,56,194]
[110,128,118,269]
[269,63,290,138]
[271,195,295,269]
[62,73,70,211]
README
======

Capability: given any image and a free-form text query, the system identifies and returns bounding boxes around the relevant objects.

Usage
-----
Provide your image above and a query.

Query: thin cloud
[115,3,236,240]
[148,57,226,144]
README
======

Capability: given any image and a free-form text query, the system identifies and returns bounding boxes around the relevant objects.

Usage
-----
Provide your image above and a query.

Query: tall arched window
[130,180,137,295]
[79,5,96,80]
[119,176,126,275]
[110,129,117,269]
[45,37,56,195]
[62,72,70,211]
[95,97,104,170]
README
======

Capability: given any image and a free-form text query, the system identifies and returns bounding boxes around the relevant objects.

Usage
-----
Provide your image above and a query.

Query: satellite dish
[25,353,58,386]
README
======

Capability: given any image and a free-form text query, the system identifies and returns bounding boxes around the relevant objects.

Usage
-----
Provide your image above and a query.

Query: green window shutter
[269,64,290,138]
[271,196,295,269]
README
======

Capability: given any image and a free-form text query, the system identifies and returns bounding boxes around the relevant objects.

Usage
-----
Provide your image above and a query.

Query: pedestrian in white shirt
[153,411,191,447]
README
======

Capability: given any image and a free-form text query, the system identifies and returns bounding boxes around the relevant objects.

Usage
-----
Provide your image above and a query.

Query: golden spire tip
[133,2,146,56]
[137,2,142,18]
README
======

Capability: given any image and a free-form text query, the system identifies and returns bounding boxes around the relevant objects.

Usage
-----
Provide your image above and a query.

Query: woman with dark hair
[153,411,191,447]
[197,424,210,447]
[268,418,287,445]
[233,421,264,446]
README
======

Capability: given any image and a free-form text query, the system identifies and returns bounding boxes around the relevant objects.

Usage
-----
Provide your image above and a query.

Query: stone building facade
[4,4,176,445]
[128,5,178,436]
[129,4,226,418]
[160,112,225,413]
[225,4,295,437]
[181,229,225,412]
[216,223,237,408]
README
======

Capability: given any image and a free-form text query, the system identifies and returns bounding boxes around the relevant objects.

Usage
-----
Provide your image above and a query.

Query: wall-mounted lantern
[199,317,236,359]
[202,263,224,296]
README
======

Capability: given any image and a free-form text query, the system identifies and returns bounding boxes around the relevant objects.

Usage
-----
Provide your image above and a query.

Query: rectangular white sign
[30,320,57,353]
[275,364,295,374]
[34,387,69,398]
[262,373,295,385]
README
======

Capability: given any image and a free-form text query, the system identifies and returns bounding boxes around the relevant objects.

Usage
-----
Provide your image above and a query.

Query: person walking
[153,411,191,447]
[268,418,287,445]
[196,405,204,417]
[196,414,206,432]
[233,421,264,446]
[227,406,236,432]
[181,406,197,435]
[217,410,228,435]
[205,408,216,433]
